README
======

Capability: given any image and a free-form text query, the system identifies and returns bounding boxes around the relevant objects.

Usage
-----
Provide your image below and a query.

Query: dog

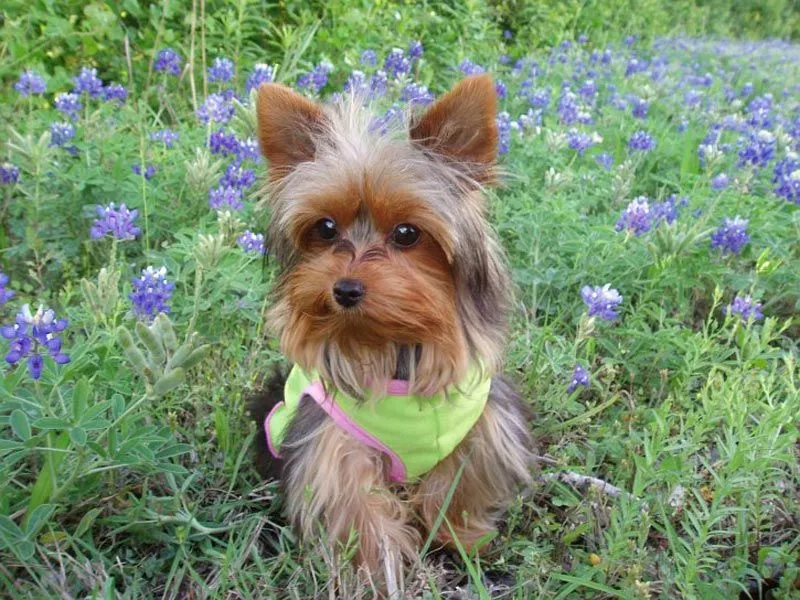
[249,74,534,584]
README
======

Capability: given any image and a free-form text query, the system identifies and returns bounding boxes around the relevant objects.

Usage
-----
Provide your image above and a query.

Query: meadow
[1,1,799,598]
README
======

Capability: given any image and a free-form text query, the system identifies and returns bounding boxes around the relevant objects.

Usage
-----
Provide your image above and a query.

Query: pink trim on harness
[303,382,408,482]
[264,401,285,459]
[263,380,409,482]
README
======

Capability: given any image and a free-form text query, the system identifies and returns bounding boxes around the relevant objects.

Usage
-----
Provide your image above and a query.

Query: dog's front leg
[281,398,420,582]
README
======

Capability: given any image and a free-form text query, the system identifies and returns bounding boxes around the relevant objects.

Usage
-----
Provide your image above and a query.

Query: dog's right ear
[256,83,326,182]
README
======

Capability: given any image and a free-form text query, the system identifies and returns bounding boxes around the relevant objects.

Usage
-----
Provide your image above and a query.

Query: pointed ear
[409,74,498,179]
[256,83,326,181]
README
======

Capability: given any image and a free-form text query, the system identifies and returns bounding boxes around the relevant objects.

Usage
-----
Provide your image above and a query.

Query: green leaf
[25,504,55,537]
[75,507,103,537]
[72,377,91,422]
[69,427,87,447]
[0,515,24,541]
[25,431,70,528]
[32,417,70,430]
[10,410,31,441]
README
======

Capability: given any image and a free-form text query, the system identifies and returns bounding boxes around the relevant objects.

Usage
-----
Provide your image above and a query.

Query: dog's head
[256,75,511,397]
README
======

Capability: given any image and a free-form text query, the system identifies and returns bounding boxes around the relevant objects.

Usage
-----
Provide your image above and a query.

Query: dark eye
[391,223,420,247]
[314,218,338,241]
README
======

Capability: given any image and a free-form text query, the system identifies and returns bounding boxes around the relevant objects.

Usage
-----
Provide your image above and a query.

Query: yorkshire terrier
[249,74,534,584]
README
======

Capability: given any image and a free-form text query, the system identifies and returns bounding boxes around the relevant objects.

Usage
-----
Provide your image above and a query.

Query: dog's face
[257,76,510,396]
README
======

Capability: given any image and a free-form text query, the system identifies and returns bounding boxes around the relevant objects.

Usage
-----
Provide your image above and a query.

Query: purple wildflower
[384,49,411,79]
[495,80,508,99]
[149,129,180,148]
[15,70,46,96]
[738,130,775,168]
[208,57,235,84]
[496,111,513,155]
[370,105,403,136]
[55,93,82,119]
[209,128,239,156]
[407,40,423,60]
[503,29,513,40]
[246,63,274,93]
[581,284,622,321]
[651,195,685,226]
[360,50,377,67]
[72,67,104,98]
[459,59,485,76]
[129,266,174,321]
[711,173,729,190]
[297,62,333,94]
[196,93,235,124]
[773,157,800,204]
[154,48,183,76]
[220,164,256,189]
[1,163,20,185]
[208,185,244,211]
[90,203,141,240]
[132,164,157,180]
[615,197,652,236]
[631,97,649,119]
[566,129,598,155]
[684,90,703,107]
[0,273,14,305]
[401,82,434,106]
[596,153,614,170]
[235,137,261,163]
[726,295,764,323]
[2,304,70,379]
[578,80,597,102]
[568,364,590,393]
[102,83,128,104]
[529,88,551,109]
[49,122,76,148]
[237,230,266,254]
[578,34,589,44]
[629,130,656,152]
[711,216,749,255]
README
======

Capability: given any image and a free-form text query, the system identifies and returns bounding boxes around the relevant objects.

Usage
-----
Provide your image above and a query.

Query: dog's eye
[314,218,338,241]
[391,223,420,247]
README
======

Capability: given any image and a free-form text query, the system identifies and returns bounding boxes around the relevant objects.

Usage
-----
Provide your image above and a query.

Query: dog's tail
[247,365,288,480]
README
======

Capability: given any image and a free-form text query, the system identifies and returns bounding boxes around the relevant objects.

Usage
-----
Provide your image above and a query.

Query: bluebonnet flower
[517,108,542,131]
[581,284,622,321]
[407,40,423,60]
[15,70,46,96]
[360,49,377,67]
[196,93,235,124]
[628,130,656,152]
[209,128,239,156]
[90,203,141,240]
[103,83,128,104]
[2,304,69,379]
[1,163,20,185]
[529,88,551,109]
[132,164,157,180]
[726,295,764,323]
[499,54,510,65]
[772,157,800,204]
[566,129,598,155]
[568,364,590,393]
[72,67,103,98]
[344,70,369,96]
[384,49,411,79]
[557,89,592,125]
[711,173,729,190]
[238,230,266,254]
[495,80,507,99]
[49,122,76,148]
[401,83,434,105]
[578,79,597,102]
[55,93,82,119]
[130,266,174,321]
[503,29,513,40]
[208,57,235,83]
[0,273,14,305]
[496,111,513,155]
[369,70,389,98]
[625,58,647,77]
[246,63,274,93]
[154,48,183,76]
[220,164,256,189]
[624,35,637,46]
[208,185,244,211]
[740,82,754,97]
[711,216,749,255]
[297,61,333,93]
[738,130,775,168]
[615,197,652,235]
[235,137,261,163]
[459,58,485,76]
[596,153,614,170]
[610,93,627,111]
[684,89,703,107]
[631,97,649,119]
[149,129,180,148]
[370,105,403,136]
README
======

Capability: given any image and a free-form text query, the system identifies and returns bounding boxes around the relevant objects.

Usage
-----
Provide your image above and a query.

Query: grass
[1,2,799,598]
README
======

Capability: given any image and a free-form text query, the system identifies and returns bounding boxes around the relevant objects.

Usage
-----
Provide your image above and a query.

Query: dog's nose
[333,279,365,308]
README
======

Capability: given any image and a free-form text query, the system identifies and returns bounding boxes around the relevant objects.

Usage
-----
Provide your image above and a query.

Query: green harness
[265,364,491,482]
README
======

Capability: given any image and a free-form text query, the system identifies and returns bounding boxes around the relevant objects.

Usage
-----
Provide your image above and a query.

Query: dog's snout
[333,278,365,308]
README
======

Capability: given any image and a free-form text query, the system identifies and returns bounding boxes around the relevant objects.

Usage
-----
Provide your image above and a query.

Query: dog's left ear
[409,74,498,181]
[256,83,327,182]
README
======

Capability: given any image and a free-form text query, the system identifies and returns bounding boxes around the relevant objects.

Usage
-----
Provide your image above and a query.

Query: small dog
[249,74,533,582]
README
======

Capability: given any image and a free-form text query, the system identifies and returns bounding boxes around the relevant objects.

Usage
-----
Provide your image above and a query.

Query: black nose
[333,279,365,308]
